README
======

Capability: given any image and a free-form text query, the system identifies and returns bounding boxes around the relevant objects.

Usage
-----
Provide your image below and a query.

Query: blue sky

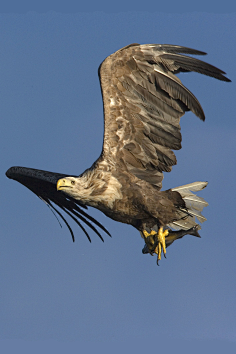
[0,8,236,353]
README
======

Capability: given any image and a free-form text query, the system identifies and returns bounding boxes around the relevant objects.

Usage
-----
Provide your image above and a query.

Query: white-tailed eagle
[6,43,230,264]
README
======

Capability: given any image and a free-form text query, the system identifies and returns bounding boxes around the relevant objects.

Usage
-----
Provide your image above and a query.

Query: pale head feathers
[57,168,122,209]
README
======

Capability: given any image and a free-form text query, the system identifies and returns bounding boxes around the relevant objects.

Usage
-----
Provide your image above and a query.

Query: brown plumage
[6,43,230,262]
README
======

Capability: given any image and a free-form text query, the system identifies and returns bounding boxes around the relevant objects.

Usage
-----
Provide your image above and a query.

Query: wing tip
[222,76,231,83]
[6,166,16,178]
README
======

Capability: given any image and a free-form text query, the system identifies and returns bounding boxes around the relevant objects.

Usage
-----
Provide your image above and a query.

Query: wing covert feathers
[99,43,230,189]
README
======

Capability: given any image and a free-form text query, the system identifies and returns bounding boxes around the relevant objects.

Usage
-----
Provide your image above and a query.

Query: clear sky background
[0,5,236,354]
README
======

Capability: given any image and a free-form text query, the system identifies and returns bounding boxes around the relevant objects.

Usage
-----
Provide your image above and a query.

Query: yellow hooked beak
[57,178,71,191]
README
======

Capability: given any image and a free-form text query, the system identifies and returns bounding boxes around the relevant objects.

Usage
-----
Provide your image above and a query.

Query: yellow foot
[143,227,169,264]
[155,227,169,262]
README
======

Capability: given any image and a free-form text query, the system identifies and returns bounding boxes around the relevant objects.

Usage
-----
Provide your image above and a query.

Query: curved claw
[155,227,169,262]
[143,227,169,264]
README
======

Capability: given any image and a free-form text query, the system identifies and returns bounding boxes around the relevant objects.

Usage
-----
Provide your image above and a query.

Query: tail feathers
[169,181,208,230]
[168,216,198,230]
[172,181,208,194]
[179,207,207,223]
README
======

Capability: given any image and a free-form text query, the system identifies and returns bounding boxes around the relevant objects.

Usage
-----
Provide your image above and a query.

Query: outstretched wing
[99,43,230,189]
[6,166,111,242]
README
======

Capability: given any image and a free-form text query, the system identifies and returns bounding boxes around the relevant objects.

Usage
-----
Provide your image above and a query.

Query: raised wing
[6,166,111,242]
[99,43,230,189]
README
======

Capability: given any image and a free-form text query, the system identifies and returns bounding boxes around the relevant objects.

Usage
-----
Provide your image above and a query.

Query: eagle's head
[56,175,97,206]
[57,177,80,199]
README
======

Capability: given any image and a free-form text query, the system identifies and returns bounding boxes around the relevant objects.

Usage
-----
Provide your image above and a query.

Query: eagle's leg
[143,227,169,264]
[143,230,157,253]
[155,227,169,261]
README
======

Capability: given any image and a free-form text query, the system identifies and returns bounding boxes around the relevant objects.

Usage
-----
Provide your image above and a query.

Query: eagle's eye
[71,180,75,185]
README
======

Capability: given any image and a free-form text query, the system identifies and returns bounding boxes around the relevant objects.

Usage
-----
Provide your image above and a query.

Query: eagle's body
[61,157,184,231]
[6,43,230,263]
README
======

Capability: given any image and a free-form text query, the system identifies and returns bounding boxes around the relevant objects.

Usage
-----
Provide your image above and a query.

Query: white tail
[168,182,208,230]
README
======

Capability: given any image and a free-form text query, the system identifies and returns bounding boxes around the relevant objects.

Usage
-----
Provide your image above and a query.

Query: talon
[143,227,169,263]
[143,229,157,255]
[156,227,169,262]
[143,230,157,238]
